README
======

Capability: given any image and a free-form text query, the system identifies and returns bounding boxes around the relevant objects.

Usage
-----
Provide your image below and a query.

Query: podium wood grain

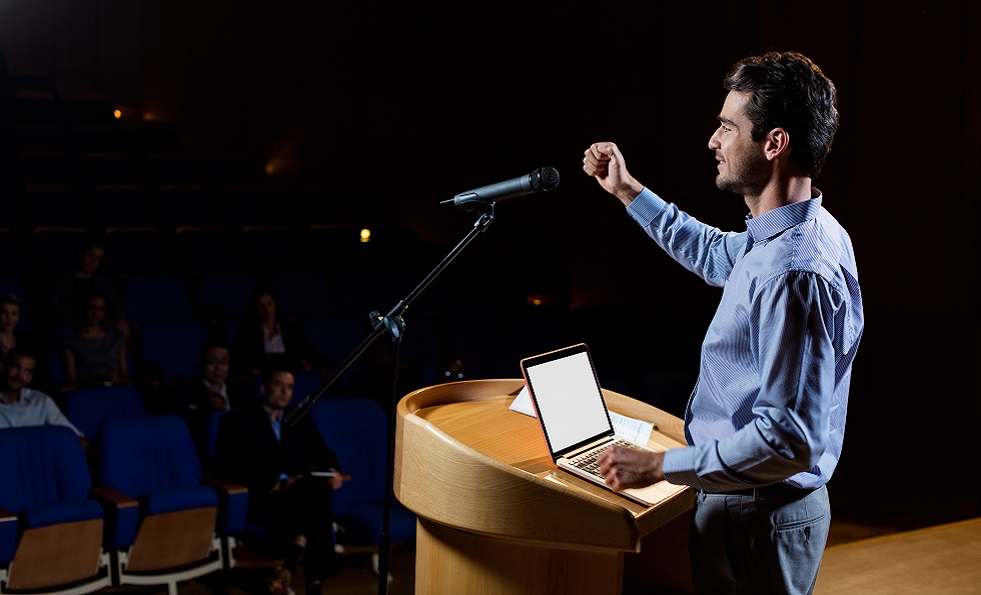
[395,379,695,594]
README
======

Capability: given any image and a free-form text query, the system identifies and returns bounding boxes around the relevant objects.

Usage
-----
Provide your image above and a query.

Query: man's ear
[764,128,791,161]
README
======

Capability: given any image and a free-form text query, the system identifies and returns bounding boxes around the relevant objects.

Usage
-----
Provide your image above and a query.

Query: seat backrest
[138,320,209,380]
[102,225,172,276]
[21,185,86,228]
[62,384,148,440]
[268,267,339,320]
[202,409,229,467]
[121,273,194,326]
[309,397,390,512]
[300,314,370,390]
[197,271,259,321]
[29,225,89,274]
[0,229,27,280]
[98,414,202,496]
[0,425,92,511]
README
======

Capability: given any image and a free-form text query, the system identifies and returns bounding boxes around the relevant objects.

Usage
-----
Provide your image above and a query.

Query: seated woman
[232,289,318,381]
[59,289,130,388]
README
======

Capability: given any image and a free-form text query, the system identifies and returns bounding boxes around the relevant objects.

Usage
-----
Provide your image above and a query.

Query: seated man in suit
[208,363,345,595]
[159,340,252,460]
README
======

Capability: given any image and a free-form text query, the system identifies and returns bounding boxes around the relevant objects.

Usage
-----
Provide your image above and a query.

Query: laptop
[519,343,661,506]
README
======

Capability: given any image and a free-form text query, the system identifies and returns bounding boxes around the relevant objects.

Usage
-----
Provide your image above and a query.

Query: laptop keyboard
[568,439,637,476]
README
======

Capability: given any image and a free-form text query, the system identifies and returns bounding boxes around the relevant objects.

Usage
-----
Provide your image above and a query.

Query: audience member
[232,290,318,380]
[0,346,86,446]
[49,238,129,337]
[158,340,253,459]
[59,289,130,388]
[0,292,43,359]
[209,364,344,595]
[0,292,56,396]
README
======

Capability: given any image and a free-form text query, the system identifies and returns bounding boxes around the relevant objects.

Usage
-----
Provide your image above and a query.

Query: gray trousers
[689,483,830,594]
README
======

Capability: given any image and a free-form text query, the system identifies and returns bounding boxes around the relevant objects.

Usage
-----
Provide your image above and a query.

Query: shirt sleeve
[663,270,838,489]
[626,188,746,288]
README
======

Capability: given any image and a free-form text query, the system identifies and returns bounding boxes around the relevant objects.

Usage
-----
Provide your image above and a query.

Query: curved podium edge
[395,379,693,553]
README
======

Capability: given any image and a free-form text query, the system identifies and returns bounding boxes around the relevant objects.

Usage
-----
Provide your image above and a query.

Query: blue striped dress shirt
[627,187,863,491]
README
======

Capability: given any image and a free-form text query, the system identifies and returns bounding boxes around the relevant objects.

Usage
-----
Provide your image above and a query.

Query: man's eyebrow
[718,115,738,126]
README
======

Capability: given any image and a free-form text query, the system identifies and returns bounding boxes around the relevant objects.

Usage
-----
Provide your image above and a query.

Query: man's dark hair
[2,345,37,367]
[260,358,295,387]
[199,339,231,361]
[0,292,22,309]
[724,51,839,178]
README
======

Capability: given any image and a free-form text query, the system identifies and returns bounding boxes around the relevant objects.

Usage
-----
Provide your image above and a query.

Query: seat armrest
[200,475,249,534]
[89,486,140,548]
[200,475,248,496]
[89,486,139,507]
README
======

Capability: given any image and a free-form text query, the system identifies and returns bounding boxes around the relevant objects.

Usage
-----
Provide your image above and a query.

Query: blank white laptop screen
[521,345,613,456]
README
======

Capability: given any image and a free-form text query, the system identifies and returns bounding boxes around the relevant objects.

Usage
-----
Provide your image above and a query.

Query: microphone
[441,167,560,211]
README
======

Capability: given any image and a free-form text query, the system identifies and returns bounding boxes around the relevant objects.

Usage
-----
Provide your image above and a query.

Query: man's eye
[721,125,732,133]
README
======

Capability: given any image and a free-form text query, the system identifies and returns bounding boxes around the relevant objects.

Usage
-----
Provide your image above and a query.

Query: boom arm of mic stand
[283,204,496,426]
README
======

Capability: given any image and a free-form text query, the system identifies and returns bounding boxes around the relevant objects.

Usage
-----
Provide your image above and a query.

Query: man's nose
[708,130,720,149]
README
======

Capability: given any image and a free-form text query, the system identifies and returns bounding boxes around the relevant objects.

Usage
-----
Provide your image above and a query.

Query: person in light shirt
[584,51,863,594]
[0,346,86,448]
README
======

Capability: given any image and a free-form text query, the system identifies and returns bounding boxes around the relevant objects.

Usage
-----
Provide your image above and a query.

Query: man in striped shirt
[585,51,863,594]
[0,346,85,442]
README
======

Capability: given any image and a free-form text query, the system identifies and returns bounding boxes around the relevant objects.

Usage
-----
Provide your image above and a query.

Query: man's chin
[715,177,745,195]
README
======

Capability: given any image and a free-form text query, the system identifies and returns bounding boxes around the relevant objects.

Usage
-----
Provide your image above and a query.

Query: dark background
[1,1,978,530]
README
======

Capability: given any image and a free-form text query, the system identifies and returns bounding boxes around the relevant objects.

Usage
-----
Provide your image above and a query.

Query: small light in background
[359,227,371,243]
[525,294,555,306]
[265,158,292,176]
[113,109,122,119]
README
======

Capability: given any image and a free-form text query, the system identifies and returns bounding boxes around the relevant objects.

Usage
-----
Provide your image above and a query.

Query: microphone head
[531,167,560,192]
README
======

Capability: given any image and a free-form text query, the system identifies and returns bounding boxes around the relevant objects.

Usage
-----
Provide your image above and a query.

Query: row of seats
[6,265,697,413]
[0,394,416,595]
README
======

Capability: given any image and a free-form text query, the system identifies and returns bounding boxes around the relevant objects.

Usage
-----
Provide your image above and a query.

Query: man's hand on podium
[598,444,666,491]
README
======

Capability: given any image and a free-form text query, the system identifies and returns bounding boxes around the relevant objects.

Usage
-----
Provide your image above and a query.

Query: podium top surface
[394,379,693,552]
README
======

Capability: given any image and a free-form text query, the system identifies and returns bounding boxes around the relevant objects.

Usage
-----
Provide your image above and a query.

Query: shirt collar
[202,378,226,394]
[746,194,823,244]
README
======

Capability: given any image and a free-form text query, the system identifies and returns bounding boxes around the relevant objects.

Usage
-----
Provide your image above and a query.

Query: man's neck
[1,389,21,404]
[744,175,813,218]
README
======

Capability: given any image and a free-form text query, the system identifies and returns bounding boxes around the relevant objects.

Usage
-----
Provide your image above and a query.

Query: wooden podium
[394,379,695,595]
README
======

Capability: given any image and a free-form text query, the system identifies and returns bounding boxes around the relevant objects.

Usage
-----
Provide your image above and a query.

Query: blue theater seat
[91,414,246,595]
[0,425,111,595]
[309,397,417,572]
[61,384,148,443]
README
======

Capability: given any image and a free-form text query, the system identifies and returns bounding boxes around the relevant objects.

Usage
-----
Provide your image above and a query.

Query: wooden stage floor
[815,517,981,594]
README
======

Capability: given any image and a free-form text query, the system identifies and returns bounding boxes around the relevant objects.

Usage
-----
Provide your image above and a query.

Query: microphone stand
[284,202,498,595]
